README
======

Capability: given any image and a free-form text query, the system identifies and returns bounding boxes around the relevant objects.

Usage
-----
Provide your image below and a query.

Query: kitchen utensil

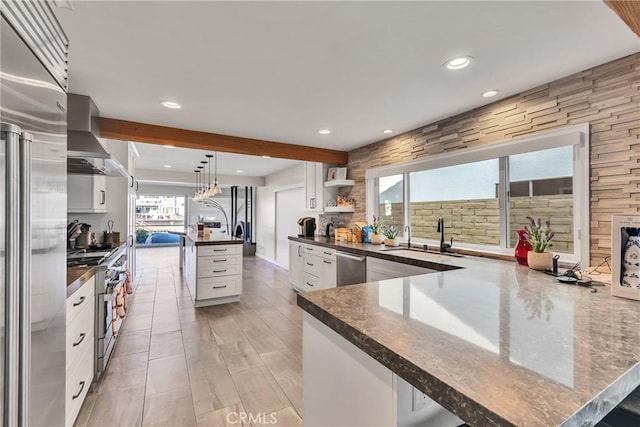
[103,219,121,246]
[325,223,335,238]
[75,224,92,249]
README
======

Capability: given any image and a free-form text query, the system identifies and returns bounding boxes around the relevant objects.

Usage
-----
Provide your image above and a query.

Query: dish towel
[112,284,127,336]
[125,270,133,294]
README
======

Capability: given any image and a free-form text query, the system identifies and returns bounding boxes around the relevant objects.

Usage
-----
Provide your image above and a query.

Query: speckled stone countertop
[183,230,243,246]
[293,236,640,426]
[66,266,95,298]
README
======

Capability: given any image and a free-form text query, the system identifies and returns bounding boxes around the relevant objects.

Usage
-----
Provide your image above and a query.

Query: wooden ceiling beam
[604,1,640,37]
[98,117,349,164]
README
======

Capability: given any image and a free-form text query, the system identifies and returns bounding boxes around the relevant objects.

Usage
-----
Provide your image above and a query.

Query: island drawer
[66,276,95,325]
[197,254,241,269]
[197,245,241,257]
[197,264,242,279]
[197,276,240,300]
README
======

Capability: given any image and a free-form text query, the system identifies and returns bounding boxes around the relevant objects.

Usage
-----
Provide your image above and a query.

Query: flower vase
[527,251,553,271]
[384,237,399,247]
[515,230,533,266]
[371,234,385,245]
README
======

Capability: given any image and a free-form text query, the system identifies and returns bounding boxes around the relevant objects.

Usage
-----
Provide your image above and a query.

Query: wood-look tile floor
[75,247,303,427]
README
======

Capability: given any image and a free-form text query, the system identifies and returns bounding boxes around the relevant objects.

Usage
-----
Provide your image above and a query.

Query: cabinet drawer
[197,245,241,257]
[65,342,93,427]
[66,300,94,371]
[302,273,321,291]
[319,248,336,261]
[197,254,241,269]
[197,263,242,279]
[66,276,95,325]
[303,254,322,277]
[197,276,241,300]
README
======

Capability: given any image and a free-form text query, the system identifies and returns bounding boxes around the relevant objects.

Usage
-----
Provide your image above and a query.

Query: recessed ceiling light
[318,129,331,135]
[163,164,172,168]
[481,90,499,98]
[164,144,175,149]
[236,170,244,174]
[444,56,473,70]
[262,155,270,158]
[160,101,181,109]
[383,129,393,134]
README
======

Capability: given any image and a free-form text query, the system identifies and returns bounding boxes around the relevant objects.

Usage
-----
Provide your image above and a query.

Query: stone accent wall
[345,53,640,265]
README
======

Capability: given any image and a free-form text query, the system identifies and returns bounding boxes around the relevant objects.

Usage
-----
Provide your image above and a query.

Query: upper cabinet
[304,162,325,212]
[67,175,108,213]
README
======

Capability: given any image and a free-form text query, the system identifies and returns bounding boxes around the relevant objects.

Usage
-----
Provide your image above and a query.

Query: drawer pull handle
[306,282,314,287]
[213,269,227,273]
[213,285,228,289]
[72,381,85,400]
[323,260,332,264]
[306,263,313,266]
[213,259,227,263]
[73,296,86,307]
[213,249,227,252]
[323,252,332,256]
[73,333,86,347]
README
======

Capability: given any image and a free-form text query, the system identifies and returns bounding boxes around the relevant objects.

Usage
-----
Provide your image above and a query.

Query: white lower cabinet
[289,240,304,289]
[66,276,95,427]
[186,242,243,307]
[300,244,336,291]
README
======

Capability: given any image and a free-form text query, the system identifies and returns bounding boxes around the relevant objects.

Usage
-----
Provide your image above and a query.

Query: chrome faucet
[437,217,453,252]
[404,225,411,248]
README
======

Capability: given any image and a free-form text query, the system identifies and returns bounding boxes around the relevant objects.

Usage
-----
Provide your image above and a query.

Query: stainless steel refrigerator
[1,2,68,426]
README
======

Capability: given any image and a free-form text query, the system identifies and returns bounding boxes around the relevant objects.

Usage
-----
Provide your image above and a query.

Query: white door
[275,187,305,267]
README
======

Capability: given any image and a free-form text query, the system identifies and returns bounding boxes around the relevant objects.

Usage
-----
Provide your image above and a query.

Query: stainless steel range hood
[67,93,128,177]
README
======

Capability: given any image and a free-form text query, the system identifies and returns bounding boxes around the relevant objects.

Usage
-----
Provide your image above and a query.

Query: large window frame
[366,124,590,264]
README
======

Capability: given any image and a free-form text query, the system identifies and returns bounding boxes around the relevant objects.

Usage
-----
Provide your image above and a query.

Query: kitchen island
[183,231,244,307]
[292,237,640,426]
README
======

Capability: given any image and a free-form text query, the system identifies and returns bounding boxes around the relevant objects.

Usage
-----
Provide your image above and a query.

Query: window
[366,125,589,263]
[136,195,186,246]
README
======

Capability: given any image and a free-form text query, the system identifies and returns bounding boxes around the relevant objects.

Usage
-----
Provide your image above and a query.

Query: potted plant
[383,226,400,247]
[370,215,385,244]
[524,217,555,271]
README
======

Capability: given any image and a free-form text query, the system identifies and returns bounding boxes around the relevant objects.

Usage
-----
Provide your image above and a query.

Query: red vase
[515,230,533,265]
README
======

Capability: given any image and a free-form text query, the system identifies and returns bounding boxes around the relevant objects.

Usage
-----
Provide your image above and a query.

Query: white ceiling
[133,141,300,176]
[57,1,638,157]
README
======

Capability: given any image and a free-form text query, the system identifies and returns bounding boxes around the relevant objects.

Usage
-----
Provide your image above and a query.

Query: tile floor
[75,247,303,427]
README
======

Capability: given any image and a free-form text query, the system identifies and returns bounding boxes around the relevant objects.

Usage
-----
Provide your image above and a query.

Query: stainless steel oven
[94,247,127,381]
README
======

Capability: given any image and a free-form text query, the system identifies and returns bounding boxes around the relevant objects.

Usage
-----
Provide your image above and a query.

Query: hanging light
[194,169,201,200]
[205,154,214,198]
[197,164,206,201]
[211,152,222,196]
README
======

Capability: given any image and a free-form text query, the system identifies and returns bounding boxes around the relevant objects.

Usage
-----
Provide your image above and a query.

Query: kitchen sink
[379,247,464,257]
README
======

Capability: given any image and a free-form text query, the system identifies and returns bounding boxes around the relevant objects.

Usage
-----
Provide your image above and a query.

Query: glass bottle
[515,229,533,265]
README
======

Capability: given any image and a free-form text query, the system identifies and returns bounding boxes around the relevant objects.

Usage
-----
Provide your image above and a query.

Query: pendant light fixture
[194,169,201,200]
[205,154,214,198]
[198,163,206,201]
[211,152,222,196]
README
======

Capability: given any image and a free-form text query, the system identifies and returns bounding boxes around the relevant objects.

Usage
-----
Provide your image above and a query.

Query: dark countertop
[184,230,243,246]
[293,236,640,426]
[66,266,95,298]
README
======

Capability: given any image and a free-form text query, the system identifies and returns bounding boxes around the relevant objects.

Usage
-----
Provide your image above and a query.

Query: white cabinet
[299,243,336,291]
[289,240,304,289]
[67,174,107,213]
[65,276,95,427]
[366,257,436,282]
[185,241,243,307]
[305,162,325,212]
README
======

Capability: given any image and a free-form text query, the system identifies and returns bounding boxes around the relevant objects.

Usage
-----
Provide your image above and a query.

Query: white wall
[256,163,307,267]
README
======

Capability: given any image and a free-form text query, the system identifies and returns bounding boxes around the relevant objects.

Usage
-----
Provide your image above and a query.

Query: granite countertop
[66,266,95,298]
[293,236,640,426]
[183,230,243,246]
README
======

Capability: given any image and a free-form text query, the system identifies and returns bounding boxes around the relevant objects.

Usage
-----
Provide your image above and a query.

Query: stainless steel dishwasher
[336,251,367,286]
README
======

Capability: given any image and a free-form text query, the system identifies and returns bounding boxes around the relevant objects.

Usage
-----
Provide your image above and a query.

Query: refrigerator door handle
[2,122,23,427]
[19,131,33,426]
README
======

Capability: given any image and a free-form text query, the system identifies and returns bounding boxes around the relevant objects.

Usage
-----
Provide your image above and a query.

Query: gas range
[66,247,121,267]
